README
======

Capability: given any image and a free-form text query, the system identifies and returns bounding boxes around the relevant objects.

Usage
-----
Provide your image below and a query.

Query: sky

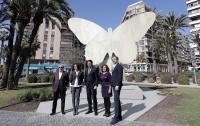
[68,0,189,34]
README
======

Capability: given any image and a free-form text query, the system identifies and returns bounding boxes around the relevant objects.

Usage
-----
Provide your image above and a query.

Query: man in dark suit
[50,64,69,115]
[110,56,123,125]
[84,60,98,115]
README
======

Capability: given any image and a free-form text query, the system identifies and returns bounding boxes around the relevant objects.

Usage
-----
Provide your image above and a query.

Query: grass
[138,84,200,125]
[174,88,200,126]
[0,84,52,108]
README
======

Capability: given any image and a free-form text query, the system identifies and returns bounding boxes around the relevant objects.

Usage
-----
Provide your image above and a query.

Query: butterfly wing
[112,12,156,64]
[68,18,107,45]
[68,18,108,64]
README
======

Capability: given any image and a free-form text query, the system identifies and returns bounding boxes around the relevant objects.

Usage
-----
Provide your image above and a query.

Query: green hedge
[134,73,145,82]
[196,73,200,85]
[37,75,50,83]
[18,88,53,102]
[177,73,190,85]
[28,73,53,83]
[160,73,172,84]
[147,73,156,83]
[28,74,37,83]
[126,74,134,82]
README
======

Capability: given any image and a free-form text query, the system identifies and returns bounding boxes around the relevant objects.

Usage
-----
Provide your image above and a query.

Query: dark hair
[101,64,109,72]
[112,55,119,60]
[73,63,81,71]
[86,60,93,67]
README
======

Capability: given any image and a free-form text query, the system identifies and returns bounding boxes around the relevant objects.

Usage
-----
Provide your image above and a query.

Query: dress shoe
[110,118,122,125]
[62,112,66,115]
[105,113,110,117]
[85,111,93,114]
[94,111,98,116]
[50,112,56,116]
[73,111,76,116]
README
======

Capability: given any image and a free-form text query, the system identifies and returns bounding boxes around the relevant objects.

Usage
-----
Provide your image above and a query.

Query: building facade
[124,1,192,72]
[186,0,200,64]
[25,18,85,65]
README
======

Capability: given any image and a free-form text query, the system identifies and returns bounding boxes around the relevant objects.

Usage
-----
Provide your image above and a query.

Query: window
[45,19,49,28]
[44,31,48,41]
[52,23,55,29]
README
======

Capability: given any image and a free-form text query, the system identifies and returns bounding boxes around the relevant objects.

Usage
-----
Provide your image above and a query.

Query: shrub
[195,73,200,85]
[147,73,156,83]
[134,73,145,82]
[18,90,34,102]
[18,88,53,102]
[28,74,37,83]
[37,75,50,83]
[126,74,134,82]
[49,74,54,82]
[160,73,172,84]
[177,73,189,85]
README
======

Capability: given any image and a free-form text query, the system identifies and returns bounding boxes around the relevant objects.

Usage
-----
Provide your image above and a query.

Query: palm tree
[0,0,74,89]
[0,27,9,64]
[6,0,32,89]
[14,34,40,86]
[0,0,17,89]
[163,12,188,74]
[155,29,174,74]
[13,0,74,87]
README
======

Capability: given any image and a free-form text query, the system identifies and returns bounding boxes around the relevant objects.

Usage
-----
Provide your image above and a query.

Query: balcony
[188,11,200,18]
[189,19,200,25]
[187,4,200,11]
[186,0,198,4]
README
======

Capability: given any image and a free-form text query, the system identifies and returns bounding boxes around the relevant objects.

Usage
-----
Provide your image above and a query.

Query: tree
[0,0,74,89]
[163,12,188,74]
[0,26,9,64]
[13,0,74,87]
[0,0,17,88]
[7,0,32,89]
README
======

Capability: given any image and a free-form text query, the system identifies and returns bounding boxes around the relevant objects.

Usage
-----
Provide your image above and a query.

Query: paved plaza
[37,85,165,121]
[0,110,184,126]
[0,85,186,126]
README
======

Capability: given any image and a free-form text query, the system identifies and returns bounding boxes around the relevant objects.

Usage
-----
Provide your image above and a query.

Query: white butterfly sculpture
[68,12,156,66]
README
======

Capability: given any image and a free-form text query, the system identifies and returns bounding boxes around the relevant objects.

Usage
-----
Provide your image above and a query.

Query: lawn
[174,88,200,126]
[0,83,52,108]
[139,85,200,126]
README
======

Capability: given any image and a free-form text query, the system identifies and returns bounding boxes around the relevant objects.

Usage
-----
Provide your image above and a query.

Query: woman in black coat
[69,63,84,115]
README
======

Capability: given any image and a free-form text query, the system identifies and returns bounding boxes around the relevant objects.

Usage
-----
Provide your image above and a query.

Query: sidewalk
[37,85,165,121]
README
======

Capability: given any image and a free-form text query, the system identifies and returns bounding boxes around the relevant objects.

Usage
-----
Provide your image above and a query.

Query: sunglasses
[59,67,64,68]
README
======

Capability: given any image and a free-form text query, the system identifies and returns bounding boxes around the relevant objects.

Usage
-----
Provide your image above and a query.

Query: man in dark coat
[110,56,123,125]
[50,64,69,115]
[84,60,98,115]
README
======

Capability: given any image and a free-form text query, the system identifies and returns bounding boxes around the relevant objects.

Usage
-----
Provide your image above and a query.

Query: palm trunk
[167,51,173,74]
[0,40,4,64]
[153,59,157,73]
[13,19,42,87]
[26,57,30,79]
[14,57,26,87]
[0,17,15,89]
[7,22,27,89]
[174,55,178,74]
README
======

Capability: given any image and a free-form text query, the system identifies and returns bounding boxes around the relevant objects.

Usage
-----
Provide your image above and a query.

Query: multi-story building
[123,1,192,72]
[186,0,200,64]
[25,18,85,66]
[122,1,158,72]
